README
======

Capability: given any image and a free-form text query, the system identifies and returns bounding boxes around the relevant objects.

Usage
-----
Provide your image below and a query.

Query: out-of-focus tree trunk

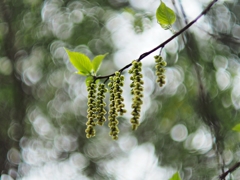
[0,0,28,177]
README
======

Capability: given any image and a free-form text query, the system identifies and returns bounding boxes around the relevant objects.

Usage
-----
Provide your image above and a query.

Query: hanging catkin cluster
[108,71,126,140]
[129,60,144,130]
[86,81,108,138]
[85,56,167,139]
[154,55,167,87]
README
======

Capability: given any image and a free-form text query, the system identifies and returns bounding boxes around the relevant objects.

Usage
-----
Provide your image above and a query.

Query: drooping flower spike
[129,60,144,130]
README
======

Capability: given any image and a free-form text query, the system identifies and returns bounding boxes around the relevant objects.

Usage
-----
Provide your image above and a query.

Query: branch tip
[95,0,218,81]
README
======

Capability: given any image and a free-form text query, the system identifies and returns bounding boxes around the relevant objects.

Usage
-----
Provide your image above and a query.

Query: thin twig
[95,0,218,80]
[178,0,188,25]
[219,162,240,179]
[171,0,186,44]
[196,25,240,44]
[158,47,163,56]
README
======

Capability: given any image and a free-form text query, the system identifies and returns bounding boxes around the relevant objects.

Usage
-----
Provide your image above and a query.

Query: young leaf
[169,172,182,180]
[64,48,93,76]
[92,53,108,74]
[232,124,240,132]
[76,71,89,76]
[156,1,176,30]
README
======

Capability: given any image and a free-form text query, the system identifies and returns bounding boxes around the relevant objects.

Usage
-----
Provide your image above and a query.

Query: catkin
[96,83,108,126]
[85,81,97,138]
[108,76,120,140]
[129,60,144,130]
[154,55,167,87]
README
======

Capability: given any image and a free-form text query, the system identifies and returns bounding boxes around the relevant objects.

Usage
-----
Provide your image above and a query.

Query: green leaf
[169,172,182,180]
[76,71,88,76]
[64,48,93,76]
[232,124,240,132]
[156,1,176,30]
[92,53,108,74]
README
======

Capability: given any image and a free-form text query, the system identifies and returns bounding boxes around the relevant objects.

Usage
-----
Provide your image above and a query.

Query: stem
[219,162,240,179]
[95,0,218,80]
[178,0,189,25]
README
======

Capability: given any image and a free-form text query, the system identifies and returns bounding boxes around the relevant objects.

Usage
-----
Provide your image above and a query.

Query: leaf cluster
[65,48,107,77]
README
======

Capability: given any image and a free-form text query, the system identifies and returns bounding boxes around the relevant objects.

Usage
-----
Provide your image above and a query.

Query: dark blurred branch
[171,0,186,44]
[176,0,226,177]
[219,162,240,179]
[197,26,240,45]
[95,0,218,81]
[178,0,188,25]
[170,0,227,177]
[171,0,180,18]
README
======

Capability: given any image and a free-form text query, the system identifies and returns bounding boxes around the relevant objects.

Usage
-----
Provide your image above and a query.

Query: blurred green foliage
[0,0,240,179]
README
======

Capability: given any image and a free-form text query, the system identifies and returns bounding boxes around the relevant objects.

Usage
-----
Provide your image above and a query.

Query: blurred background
[0,0,240,179]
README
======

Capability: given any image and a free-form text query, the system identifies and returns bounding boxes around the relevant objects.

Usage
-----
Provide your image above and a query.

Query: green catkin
[108,77,119,140]
[85,81,97,138]
[113,71,127,116]
[107,72,127,140]
[84,56,165,139]
[129,60,144,130]
[154,55,167,87]
[96,83,108,126]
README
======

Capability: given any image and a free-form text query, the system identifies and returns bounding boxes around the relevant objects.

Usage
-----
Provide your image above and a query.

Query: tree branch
[219,162,240,179]
[95,0,218,81]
